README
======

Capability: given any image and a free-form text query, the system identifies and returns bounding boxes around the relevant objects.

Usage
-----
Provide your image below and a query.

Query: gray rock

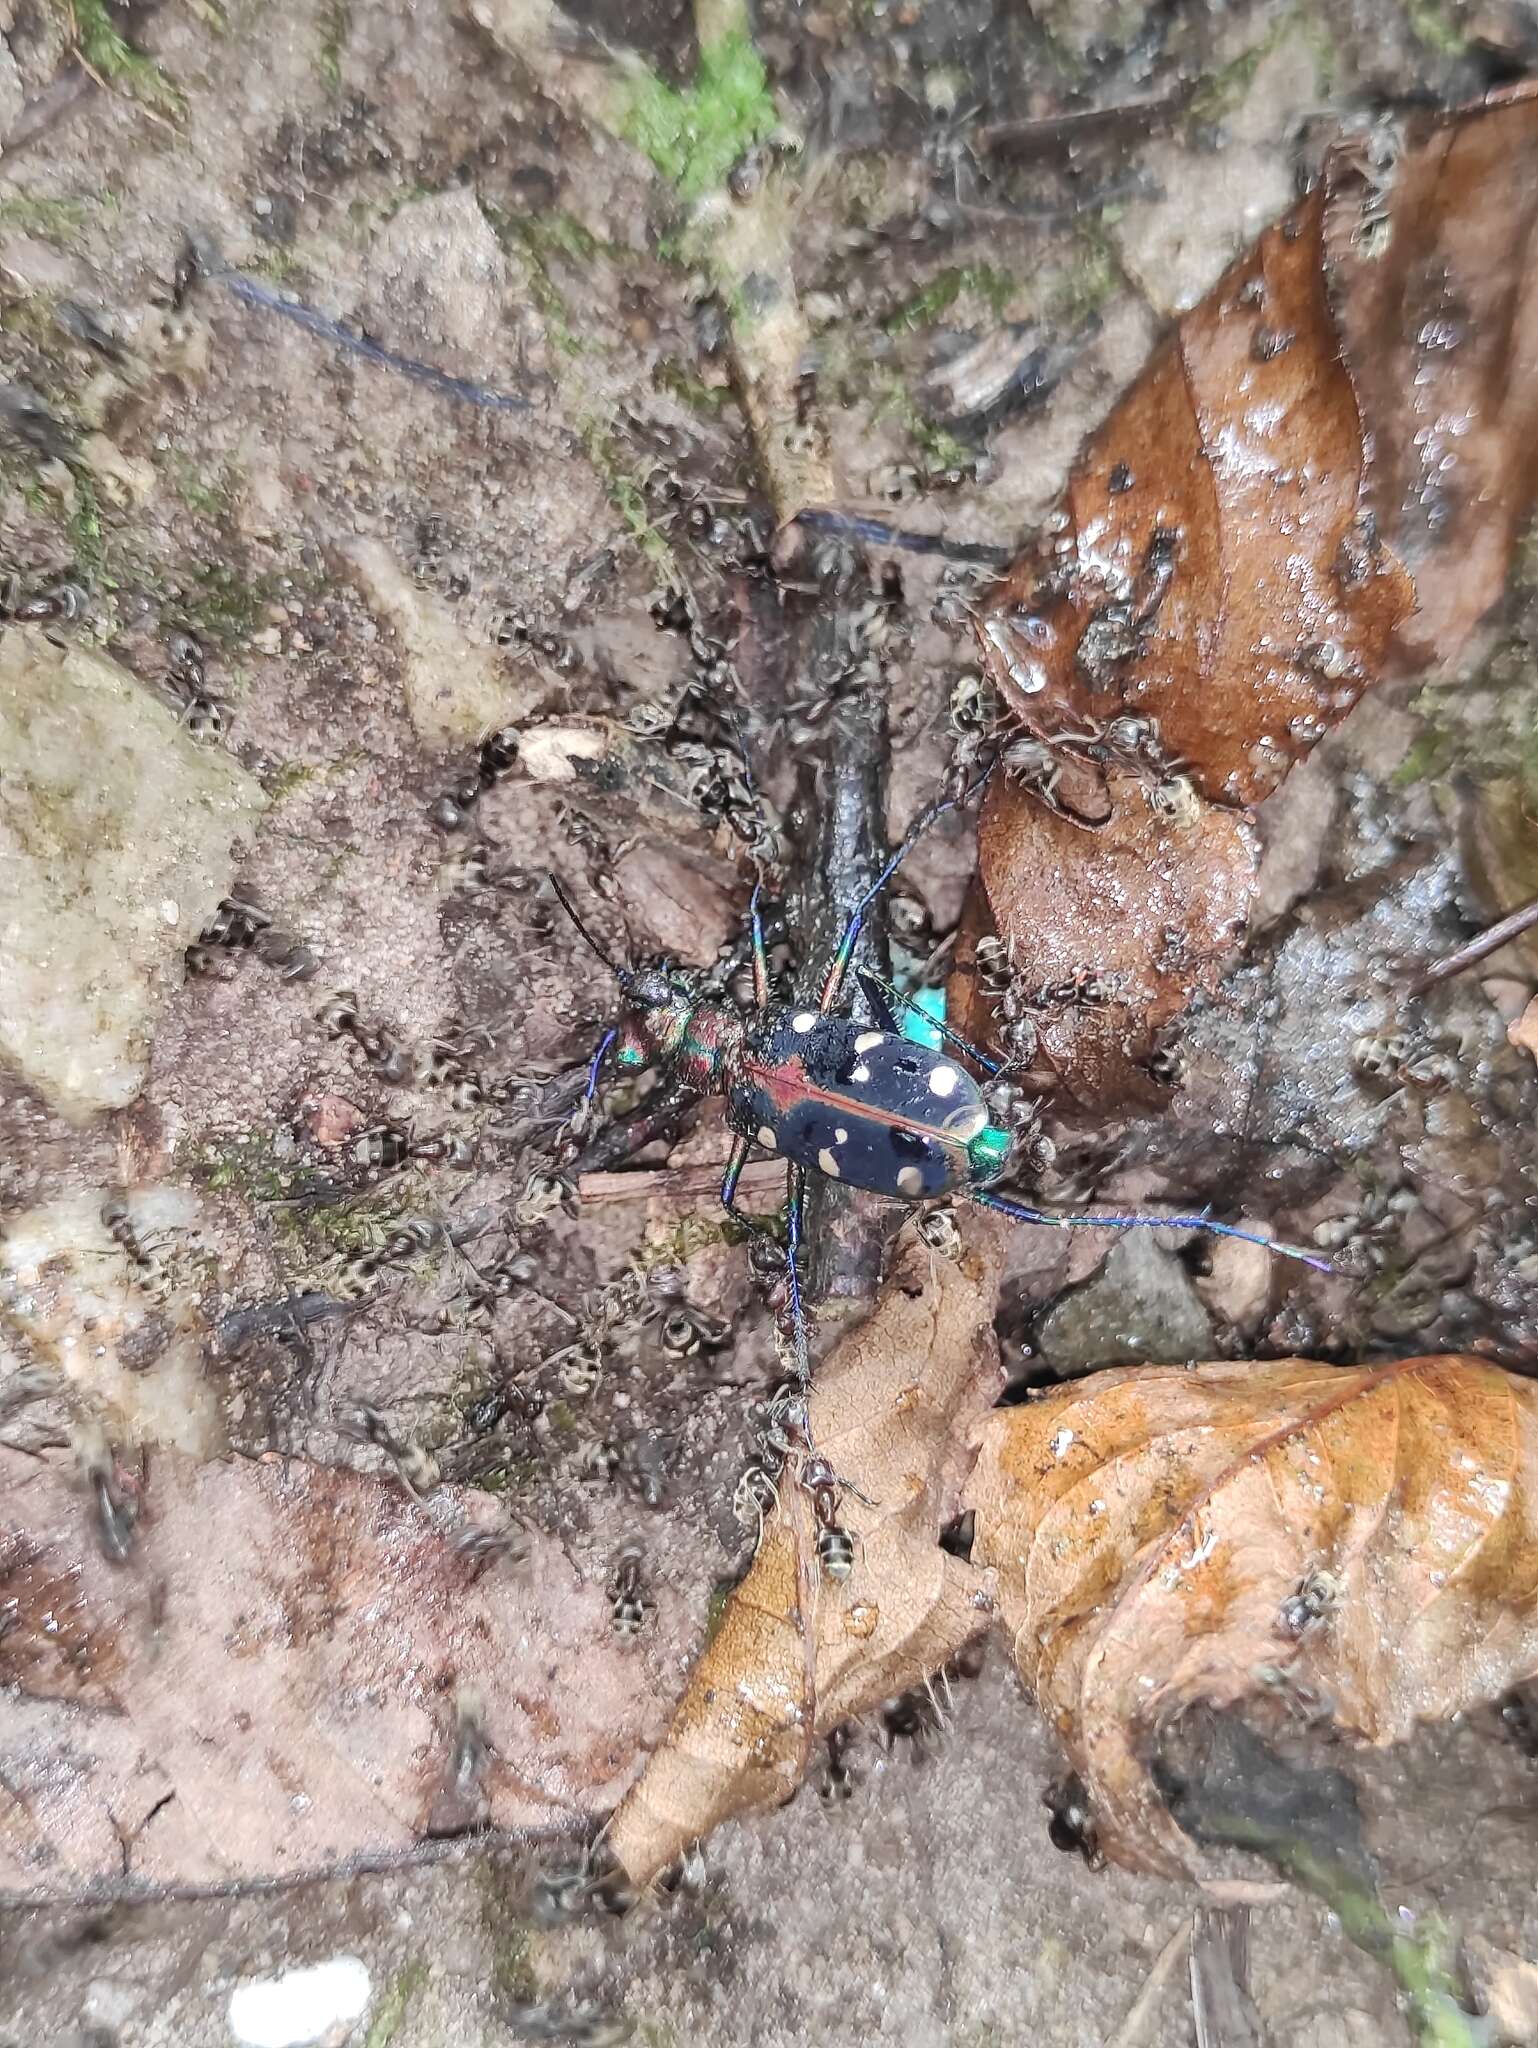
[0,36,23,152]
[1035,1232,1215,1371]
[0,627,265,1118]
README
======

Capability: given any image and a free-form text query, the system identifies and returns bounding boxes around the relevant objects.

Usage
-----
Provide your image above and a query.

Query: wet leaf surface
[966,1354,1538,1877]
[0,1447,684,1901]
[953,765,1257,1109]
[958,90,1538,1113]
[605,1220,1005,1887]
[1325,85,1538,668]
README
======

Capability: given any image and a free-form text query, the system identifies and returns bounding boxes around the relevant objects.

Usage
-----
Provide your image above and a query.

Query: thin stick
[578,1160,785,1207]
[1105,1919,1194,2048]
[1407,894,1538,996]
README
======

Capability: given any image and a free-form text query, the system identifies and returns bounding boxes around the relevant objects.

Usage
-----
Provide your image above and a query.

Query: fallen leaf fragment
[1325,83,1538,666]
[0,1448,684,1900]
[1507,996,1538,1067]
[605,1220,1006,1887]
[952,766,1257,1108]
[966,1355,1538,1876]
[958,89,1538,1111]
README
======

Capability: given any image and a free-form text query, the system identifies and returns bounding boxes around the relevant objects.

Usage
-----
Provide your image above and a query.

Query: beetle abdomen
[727,1007,991,1200]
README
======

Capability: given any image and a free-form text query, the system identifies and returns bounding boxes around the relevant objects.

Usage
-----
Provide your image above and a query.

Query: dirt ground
[3,0,1538,2043]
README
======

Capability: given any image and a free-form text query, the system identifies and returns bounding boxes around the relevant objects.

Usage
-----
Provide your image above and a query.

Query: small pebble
[227,1956,371,2047]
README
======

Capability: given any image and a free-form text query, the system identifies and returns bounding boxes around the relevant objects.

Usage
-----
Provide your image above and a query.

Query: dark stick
[788,539,894,1315]
[1406,894,1538,996]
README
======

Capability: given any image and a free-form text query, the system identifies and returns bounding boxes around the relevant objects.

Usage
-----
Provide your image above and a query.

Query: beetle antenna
[548,874,630,985]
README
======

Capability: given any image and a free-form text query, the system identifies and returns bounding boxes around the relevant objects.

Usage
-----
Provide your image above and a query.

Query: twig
[1406,893,1538,996]
[578,1159,784,1208]
[1106,1918,1194,2048]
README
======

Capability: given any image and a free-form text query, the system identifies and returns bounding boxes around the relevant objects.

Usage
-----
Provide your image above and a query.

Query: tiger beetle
[551,797,1331,1382]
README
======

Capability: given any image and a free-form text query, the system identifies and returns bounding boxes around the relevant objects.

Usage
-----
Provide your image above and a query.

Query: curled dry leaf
[605,1220,1005,1888]
[0,1448,684,1900]
[957,91,1538,1107]
[966,1355,1538,1877]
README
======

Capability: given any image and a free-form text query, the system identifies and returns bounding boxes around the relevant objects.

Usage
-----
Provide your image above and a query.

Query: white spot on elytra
[228,1958,372,2048]
[897,1165,925,1197]
[851,1063,871,1083]
[792,1011,817,1033]
[818,1147,841,1178]
[853,1030,884,1052]
[757,1125,777,1150]
[835,1127,848,1143]
[928,1065,959,1097]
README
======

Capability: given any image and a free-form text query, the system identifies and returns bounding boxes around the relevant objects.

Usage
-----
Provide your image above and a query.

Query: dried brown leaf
[1324,84,1538,665]
[1508,996,1538,1067]
[605,1221,1005,1887]
[966,1355,1538,1876]
[958,91,1538,1111]
[975,182,1411,812]
[0,1449,682,1900]
[952,767,1257,1108]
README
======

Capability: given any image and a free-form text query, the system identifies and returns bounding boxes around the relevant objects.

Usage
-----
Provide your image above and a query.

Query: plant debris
[604,1219,1005,1888]
[967,1353,1538,1878]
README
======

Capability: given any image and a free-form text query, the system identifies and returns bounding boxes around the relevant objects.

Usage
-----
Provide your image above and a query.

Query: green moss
[317,0,350,90]
[64,0,186,119]
[185,1132,296,1204]
[883,264,1018,336]
[1051,221,1122,325]
[1404,0,1468,56]
[578,419,680,581]
[166,454,233,520]
[619,29,777,203]
[263,761,318,802]
[0,194,96,242]
[1185,8,1301,126]
[701,1579,736,1647]
[63,467,106,582]
[652,358,734,415]
[545,1400,579,1443]
[179,559,280,643]
[480,205,585,358]
[362,1962,427,2048]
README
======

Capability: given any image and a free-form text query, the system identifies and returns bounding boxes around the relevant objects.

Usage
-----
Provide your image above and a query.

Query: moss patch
[63,0,186,119]
[619,30,776,203]
[361,1961,427,2048]
[883,264,1019,336]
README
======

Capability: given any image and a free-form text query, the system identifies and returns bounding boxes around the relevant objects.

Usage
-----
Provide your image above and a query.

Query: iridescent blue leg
[583,1027,617,1107]
[720,1133,778,1252]
[784,1163,810,1384]
[817,797,958,1015]
[749,882,770,1012]
[970,1188,1335,1275]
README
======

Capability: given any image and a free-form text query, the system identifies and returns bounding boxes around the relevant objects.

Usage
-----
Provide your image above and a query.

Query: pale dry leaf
[0,1447,685,1901]
[605,1220,1006,1887]
[966,1355,1538,1876]
[1507,996,1538,1067]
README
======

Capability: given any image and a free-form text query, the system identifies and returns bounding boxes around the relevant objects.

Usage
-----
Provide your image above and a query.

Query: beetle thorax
[614,975,741,1094]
